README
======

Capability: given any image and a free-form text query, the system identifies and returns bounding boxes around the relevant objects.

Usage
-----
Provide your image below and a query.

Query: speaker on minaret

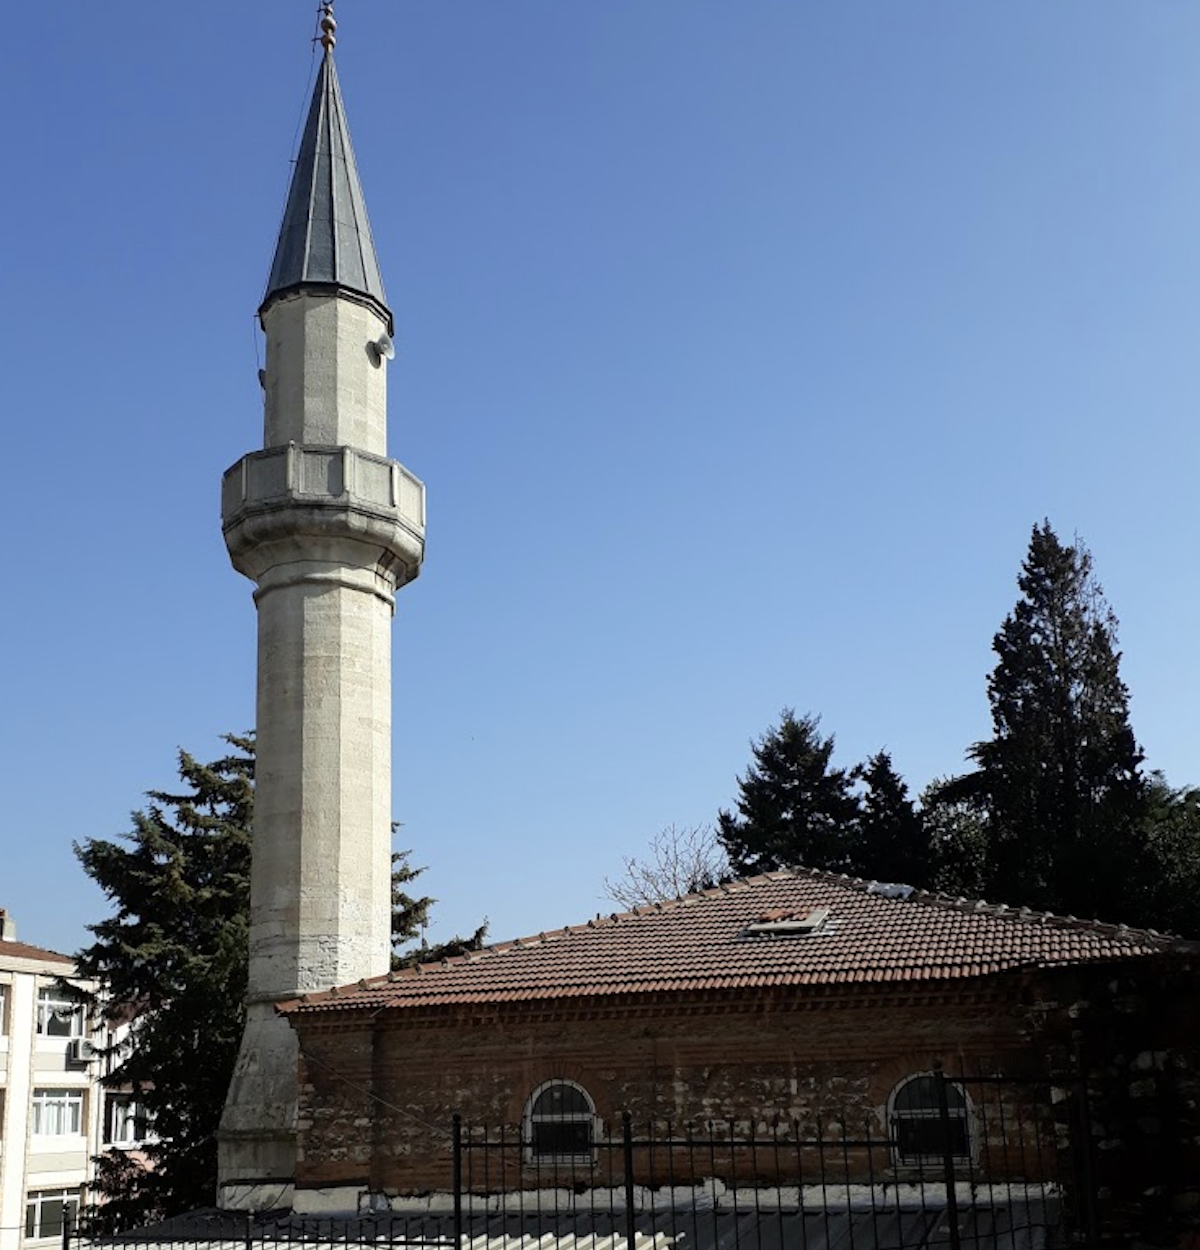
[216,4,425,1207]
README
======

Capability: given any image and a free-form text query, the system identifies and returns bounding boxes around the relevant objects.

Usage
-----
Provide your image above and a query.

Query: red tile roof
[0,938,75,966]
[281,869,1194,1017]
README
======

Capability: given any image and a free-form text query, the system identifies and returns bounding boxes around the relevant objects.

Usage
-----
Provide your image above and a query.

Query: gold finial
[319,3,337,52]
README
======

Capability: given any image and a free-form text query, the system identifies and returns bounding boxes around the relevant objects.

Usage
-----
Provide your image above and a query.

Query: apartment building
[0,910,111,1250]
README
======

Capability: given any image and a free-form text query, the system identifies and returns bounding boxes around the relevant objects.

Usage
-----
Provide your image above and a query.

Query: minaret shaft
[251,568,395,999]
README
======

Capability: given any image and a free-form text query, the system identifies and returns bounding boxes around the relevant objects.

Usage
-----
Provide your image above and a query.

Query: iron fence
[72,1065,1089,1250]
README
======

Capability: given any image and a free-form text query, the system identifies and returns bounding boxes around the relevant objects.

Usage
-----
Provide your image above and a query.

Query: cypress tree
[963,522,1146,920]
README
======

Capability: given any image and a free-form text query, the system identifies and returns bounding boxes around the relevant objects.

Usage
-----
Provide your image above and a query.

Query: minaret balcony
[221,444,425,589]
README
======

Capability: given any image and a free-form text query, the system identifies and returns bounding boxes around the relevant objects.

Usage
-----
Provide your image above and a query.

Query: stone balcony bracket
[222,444,425,593]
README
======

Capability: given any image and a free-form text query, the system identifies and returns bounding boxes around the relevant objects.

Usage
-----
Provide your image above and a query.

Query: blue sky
[4,3,1200,956]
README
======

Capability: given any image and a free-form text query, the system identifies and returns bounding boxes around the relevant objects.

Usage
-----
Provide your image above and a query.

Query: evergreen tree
[852,751,930,886]
[920,780,991,899]
[717,710,861,875]
[73,736,254,1227]
[391,845,435,949]
[954,522,1147,920]
[75,742,480,1229]
[1130,773,1200,938]
[391,847,488,968]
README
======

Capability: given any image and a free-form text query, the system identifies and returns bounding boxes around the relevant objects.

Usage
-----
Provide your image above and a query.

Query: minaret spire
[262,2,392,333]
[217,5,425,1207]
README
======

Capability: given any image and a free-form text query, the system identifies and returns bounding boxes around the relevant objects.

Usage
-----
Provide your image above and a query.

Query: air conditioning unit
[68,1037,96,1065]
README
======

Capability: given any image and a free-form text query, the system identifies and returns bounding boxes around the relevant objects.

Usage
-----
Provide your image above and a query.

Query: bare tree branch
[603,824,731,909]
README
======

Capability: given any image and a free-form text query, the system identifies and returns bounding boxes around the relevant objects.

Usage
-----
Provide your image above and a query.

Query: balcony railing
[222,445,425,532]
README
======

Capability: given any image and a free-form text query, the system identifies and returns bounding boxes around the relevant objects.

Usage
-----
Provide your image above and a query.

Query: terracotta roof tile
[0,939,75,966]
[281,869,1195,1017]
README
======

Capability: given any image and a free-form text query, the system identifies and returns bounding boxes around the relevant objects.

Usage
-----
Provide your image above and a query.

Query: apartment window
[889,1073,972,1167]
[25,1189,80,1241]
[36,987,84,1038]
[524,1080,597,1162]
[0,983,8,1034]
[105,1094,150,1147]
[32,1088,84,1136]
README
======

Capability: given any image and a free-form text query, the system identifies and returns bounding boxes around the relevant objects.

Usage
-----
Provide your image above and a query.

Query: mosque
[212,5,1200,1236]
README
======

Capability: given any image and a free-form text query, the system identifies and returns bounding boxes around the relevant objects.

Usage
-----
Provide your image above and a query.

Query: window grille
[890,1073,971,1166]
[525,1080,597,1161]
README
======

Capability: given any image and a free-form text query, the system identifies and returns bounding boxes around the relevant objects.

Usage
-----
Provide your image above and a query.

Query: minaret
[217,5,424,1204]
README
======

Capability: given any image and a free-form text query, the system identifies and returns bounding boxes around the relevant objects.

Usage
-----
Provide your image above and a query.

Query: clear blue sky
[4,3,1200,956]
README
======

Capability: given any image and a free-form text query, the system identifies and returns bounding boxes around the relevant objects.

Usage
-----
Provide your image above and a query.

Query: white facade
[0,915,106,1250]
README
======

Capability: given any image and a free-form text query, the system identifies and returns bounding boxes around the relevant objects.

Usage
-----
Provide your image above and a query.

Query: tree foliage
[685,522,1199,933]
[390,836,488,967]
[603,824,730,909]
[852,752,931,886]
[1130,773,1200,937]
[937,523,1148,921]
[717,710,861,876]
[920,780,990,899]
[75,739,483,1230]
[73,736,254,1227]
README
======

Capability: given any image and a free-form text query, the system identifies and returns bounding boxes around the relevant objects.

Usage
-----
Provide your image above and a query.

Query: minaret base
[217,1004,299,1210]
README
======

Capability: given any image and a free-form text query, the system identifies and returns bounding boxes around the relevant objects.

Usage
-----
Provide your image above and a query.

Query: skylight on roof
[744,907,831,937]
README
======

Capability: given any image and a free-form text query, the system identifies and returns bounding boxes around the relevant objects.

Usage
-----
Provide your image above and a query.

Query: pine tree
[958,522,1147,920]
[717,710,861,876]
[852,752,930,886]
[391,847,488,968]
[73,736,254,1226]
[75,743,481,1229]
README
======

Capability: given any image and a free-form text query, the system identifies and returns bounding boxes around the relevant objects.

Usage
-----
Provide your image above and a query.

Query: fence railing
[73,1066,1090,1250]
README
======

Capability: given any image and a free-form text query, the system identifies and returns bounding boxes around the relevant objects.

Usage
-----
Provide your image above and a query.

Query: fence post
[244,1207,254,1250]
[452,1113,464,1250]
[622,1112,637,1250]
[61,1205,73,1250]
[933,1062,962,1250]
[1071,1037,1100,1250]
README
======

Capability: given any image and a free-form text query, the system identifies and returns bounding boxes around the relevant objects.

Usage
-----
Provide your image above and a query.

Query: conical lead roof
[261,48,391,330]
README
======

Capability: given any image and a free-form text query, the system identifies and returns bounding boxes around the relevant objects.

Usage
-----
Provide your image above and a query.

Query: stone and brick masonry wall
[1027,959,1200,1247]
[291,983,1035,1195]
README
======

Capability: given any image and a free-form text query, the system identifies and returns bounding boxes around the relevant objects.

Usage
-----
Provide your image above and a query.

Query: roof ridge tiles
[901,885,1184,944]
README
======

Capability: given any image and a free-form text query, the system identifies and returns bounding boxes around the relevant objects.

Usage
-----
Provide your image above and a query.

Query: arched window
[889,1073,972,1167]
[524,1080,597,1162]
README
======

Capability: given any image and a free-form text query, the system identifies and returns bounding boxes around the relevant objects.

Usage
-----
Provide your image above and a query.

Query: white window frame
[25,1188,81,1242]
[31,1088,85,1137]
[36,987,84,1039]
[105,1094,152,1147]
[888,1072,974,1169]
[523,1079,599,1166]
